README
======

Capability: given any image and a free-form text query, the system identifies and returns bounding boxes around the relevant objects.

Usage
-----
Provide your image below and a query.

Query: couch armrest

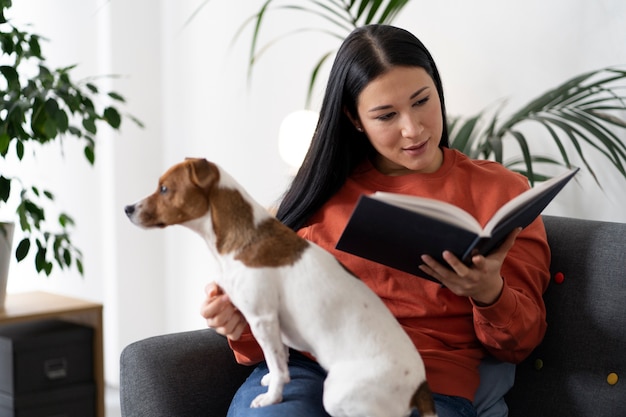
[120,328,252,417]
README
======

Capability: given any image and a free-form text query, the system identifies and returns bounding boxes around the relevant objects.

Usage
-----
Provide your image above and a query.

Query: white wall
[3,0,626,387]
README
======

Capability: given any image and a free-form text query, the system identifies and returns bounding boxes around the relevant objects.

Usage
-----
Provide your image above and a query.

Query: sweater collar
[352,147,460,191]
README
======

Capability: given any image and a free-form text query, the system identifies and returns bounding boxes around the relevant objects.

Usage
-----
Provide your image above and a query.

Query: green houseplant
[448,68,626,185]
[193,0,626,187]
[191,0,412,106]
[0,0,140,277]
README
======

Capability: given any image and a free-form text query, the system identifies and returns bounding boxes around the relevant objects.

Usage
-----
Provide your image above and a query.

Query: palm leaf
[247,0,274,81]
[186,1,412,105]
[307,51,335,106]
[241,0,412,104]
[378,0,412,24]
[450,67,626,186]
[533,115,602,184]
[586,109,626,129]
[183,0,214,29]
[505,155,566,182]
[508,130,534,184]
[554,109,625,171]
[360,0,385,24]
[448,114,482,155]
[497,71,597,134]
[309,1,355,27]
[528,116,572,169]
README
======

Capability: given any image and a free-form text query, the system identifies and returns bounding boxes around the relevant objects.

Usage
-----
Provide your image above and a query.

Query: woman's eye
[376,112,396,121]
[413,96,430,107]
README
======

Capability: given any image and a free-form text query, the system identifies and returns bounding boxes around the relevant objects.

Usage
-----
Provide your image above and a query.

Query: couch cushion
[506,215,626,416]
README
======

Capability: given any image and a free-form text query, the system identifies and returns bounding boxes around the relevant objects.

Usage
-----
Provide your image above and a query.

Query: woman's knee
[228,355,331,417]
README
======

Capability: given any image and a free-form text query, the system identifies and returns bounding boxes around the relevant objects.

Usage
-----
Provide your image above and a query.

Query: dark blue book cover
[336,168,579,283]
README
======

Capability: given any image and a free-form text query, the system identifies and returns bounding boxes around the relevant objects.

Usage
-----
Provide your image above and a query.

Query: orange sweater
[229,148,550,401]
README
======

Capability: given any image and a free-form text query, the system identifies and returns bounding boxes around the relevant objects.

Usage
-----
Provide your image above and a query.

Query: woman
[201,24,550,417]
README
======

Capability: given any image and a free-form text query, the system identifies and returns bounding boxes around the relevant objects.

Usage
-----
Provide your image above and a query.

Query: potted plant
[191,0,626,186]
[0,0,140,300]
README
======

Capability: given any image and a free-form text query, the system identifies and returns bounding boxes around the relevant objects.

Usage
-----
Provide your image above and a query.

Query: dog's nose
[124,205,135,217]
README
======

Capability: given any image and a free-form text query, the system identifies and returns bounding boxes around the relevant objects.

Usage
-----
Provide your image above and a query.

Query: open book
[335,168,579,283]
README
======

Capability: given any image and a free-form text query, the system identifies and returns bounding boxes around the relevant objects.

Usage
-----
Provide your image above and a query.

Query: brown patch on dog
[410,381,436,417]
[238,217,310,267]
[210,187,309,267]
[183,159,309,268]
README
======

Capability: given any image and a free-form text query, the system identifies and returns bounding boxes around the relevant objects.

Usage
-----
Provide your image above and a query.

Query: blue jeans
[227,351,476,417]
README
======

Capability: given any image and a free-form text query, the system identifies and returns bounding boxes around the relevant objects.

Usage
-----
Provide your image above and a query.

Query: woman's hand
[419,228,522,306]
[200,282,247,340]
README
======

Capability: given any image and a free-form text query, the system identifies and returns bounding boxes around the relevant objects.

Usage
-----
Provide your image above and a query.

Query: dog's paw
[260,372,290,387]
[251,392,282,408]
[260,373,271,386]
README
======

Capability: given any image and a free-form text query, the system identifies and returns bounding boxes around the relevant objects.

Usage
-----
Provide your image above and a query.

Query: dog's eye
[160,185,168,194]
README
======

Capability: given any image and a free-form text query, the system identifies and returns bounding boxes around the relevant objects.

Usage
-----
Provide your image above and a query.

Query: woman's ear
[343,107,364,132]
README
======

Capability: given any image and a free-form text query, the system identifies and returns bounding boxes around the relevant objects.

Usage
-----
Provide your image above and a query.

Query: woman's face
[352,66,444,176]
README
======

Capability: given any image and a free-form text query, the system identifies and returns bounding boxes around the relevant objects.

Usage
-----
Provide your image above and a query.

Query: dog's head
[125,158,219,228]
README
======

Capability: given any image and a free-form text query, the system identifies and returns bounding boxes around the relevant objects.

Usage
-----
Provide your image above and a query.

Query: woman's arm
[472,218,551,362]
[201,282,265,365]
[419,217,550,363]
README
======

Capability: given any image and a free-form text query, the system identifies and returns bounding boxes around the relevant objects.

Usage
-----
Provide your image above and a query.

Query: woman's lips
[403,139,429,156]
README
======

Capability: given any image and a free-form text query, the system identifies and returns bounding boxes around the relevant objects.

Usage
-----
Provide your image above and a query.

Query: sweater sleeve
[472,216,551,363]
[227,325,264,365]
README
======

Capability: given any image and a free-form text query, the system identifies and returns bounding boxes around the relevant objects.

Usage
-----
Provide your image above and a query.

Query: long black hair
[276,24,449,230]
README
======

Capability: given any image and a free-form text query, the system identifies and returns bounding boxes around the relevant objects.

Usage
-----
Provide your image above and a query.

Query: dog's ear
[187,158,219,192]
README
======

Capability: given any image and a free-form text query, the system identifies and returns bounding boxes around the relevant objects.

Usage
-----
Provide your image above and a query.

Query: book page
[371,192,483,234]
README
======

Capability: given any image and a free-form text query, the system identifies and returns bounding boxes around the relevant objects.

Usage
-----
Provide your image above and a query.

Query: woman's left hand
[419,228,522,306]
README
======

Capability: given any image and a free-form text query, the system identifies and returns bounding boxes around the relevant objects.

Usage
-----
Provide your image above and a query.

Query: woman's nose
[401,114,424,138]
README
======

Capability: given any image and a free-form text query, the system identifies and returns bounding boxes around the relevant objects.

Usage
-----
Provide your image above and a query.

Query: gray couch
[120,215,626,416]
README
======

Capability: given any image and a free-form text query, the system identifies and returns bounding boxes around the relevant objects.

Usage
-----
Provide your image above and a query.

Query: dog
[125,158,437,417]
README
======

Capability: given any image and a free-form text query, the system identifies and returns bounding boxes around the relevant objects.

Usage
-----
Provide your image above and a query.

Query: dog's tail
[410,381,438,417]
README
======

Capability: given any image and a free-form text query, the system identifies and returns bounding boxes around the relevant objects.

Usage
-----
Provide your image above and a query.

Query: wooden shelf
[0,291,104,417]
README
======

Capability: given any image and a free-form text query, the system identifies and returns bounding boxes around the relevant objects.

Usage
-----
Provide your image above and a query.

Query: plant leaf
[108,91,126,102]
[0,176,9,202]
[104,107,122,129]
[35,242,47,273]
[0,133,9,156]
[507,130,534,184]
[15,238,31,262]
[449,114,482,154]
[0,65,20,91]
[82,117,97,134]
[223,0,412,98]
[307,51,334,108]
[84,144,95,165]
[533,115,601,184]
[63,248,72,267]
[377,0,411,24]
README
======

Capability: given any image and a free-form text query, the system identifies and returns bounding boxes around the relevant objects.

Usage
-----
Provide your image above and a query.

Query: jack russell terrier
[125,158,437,417]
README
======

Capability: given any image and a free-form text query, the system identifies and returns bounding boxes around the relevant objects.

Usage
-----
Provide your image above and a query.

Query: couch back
[506,215,626,416]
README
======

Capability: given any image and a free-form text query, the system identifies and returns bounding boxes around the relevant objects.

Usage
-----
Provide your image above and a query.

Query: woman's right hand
[200,282,247,341]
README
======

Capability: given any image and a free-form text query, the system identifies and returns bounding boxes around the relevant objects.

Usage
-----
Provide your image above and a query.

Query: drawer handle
[44,357,68,380]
